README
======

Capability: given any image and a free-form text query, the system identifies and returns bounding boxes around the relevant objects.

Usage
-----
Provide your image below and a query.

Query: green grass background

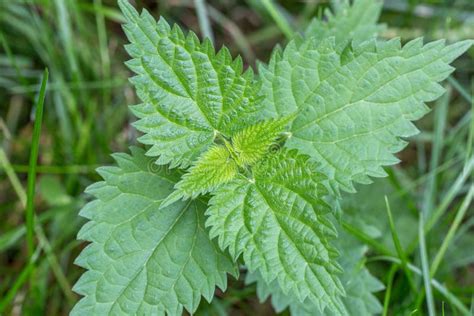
[0,0,473,315]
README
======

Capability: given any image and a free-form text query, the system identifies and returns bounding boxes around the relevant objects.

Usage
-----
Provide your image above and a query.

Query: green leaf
[206,149,345,313]
[161,146,238,208]
[305,0,384,51]
[232,115,294,165]
[246,226,384,316]
[119,0,260,168]
[72,147,237,316]
[260,36,473,192]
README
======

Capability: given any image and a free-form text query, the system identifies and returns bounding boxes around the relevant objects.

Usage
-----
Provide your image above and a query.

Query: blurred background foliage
[0,0,473,315]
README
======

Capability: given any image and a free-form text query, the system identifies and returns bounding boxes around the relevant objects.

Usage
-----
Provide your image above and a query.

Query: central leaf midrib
[253,183,340,302]
[131,15,224,132]
[107,199,194,315]
[292,44,444,134]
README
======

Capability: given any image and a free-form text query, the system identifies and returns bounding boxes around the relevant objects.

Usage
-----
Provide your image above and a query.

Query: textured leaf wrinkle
[72,0,473,315]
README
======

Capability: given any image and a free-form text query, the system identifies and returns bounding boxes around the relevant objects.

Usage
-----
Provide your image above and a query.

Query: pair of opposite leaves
[71,0,473,315]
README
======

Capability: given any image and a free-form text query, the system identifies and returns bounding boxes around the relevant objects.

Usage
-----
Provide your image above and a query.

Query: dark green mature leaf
[119,0,260,168]
[246,227,384,316]
[71,147,237,316]
[260,36,473,192]
[206,150,346,313]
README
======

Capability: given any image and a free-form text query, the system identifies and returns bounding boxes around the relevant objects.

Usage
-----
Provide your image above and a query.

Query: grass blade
[466,81,473,162]
[383,264,398,316]
[371,256,470,315]
[423,88,449,219]
[194,0,214,43]
[0,148,27,205]
[447,76,471,104]
[425,155,474,233]
[342,221,393,256]
[385,196,416,291]
[26,68,48,258]
[206,4,255,63]
[261,0,294,39]
[10,163,98,174]
[0,248,41,313]
[419,213,436,316]
[430,185,474,276]
[1,107,76,306]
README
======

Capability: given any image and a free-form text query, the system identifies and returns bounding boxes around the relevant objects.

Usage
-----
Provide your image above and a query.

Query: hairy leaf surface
[119,0,260,168]
[232,116,294,165]
[72,147,237,316]
[260,36,473,191]
[305,0,384,51]
[206,150,345,313]
[246,228,384,315]
[161,145,238,208]
[73,2,474,315]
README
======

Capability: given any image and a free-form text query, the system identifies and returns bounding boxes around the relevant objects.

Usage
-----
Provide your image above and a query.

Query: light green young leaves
[206,150,345,313]
[260,36,473,192]
[232,115,293,165]
[119,0,260,168]
[162,116,294,207]
[72,148,237,316]
[161,145,238,207]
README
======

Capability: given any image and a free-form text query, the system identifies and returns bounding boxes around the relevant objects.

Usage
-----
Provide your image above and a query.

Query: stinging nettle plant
[72,0,473,315]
